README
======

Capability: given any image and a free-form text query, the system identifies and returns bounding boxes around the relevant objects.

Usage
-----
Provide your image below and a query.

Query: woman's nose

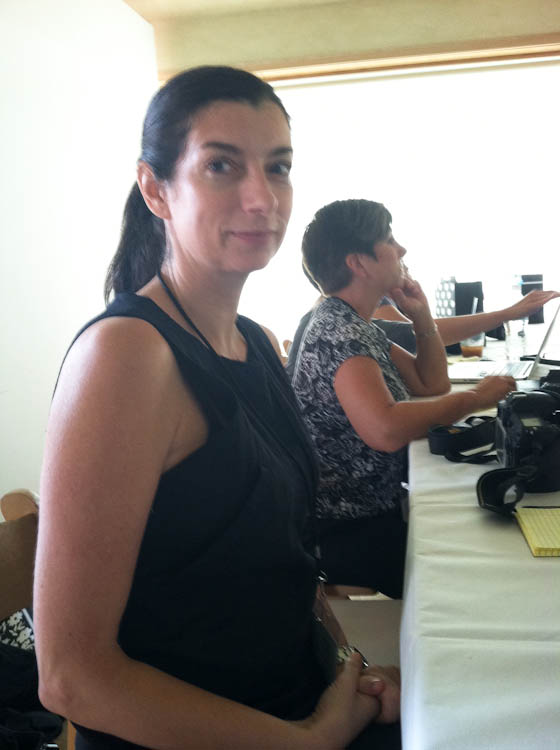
[241,169,278,214]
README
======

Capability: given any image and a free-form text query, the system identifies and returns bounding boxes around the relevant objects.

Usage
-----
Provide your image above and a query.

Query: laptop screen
[534,303,560,367]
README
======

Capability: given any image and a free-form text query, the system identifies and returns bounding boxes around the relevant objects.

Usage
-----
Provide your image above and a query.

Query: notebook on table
[447,303,560,383]
[515,507,560,557]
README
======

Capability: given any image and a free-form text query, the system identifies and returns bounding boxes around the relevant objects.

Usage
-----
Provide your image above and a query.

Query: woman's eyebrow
[270,146,294,157]
[201,141,293,157]
[201,141,241,153]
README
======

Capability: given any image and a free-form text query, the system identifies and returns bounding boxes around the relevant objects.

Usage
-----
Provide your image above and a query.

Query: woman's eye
[206,158,234,174]
[269,161,292,177]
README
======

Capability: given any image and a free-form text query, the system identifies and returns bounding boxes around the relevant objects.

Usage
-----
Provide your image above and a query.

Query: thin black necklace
[157,269,215,352]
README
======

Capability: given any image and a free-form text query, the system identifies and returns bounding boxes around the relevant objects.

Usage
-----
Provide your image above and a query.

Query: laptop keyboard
[494,361,531,378]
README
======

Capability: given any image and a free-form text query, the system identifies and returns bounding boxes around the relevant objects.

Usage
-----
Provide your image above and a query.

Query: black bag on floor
[0,642,63,749]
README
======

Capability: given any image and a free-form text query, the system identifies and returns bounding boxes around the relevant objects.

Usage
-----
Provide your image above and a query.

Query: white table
[400,412,560,748]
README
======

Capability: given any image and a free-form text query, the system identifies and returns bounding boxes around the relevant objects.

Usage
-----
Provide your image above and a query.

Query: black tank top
[71,294,324,748]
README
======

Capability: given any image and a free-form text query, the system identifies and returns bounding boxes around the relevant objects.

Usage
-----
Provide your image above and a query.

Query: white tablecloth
[400,438,560,750]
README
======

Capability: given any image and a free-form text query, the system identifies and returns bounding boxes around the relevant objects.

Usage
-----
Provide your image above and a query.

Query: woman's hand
[296,653,382,749]
[469,375,516,411]
[504,290,560,321]
[389,275,432,327]
[358,664,401,724]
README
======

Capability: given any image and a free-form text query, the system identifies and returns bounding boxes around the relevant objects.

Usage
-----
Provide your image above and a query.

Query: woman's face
[163,99,293,277]
[372,231,407,291]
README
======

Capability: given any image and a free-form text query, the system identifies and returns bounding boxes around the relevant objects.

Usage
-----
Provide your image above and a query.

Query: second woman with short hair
[292,198,515,598]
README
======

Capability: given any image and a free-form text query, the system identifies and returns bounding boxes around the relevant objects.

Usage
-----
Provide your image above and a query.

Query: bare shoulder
[55,315,183,409]
[53,315,207,472]
[258,323,285,362]
[64,315,176,378]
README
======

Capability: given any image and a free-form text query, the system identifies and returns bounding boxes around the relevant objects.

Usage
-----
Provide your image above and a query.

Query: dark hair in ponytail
[104,66,290,303]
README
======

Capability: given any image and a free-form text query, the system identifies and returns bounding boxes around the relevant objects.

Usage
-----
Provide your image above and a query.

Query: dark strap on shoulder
[229,315,321,533]
[77,293,200,354]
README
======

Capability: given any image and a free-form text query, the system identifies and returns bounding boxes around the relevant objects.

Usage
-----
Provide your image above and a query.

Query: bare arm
[334,355,515,453]
[389,338,448,397]
[376,289,560,346]
[433,289,560,345]
[388,279,449,396]
[35,318,379,749]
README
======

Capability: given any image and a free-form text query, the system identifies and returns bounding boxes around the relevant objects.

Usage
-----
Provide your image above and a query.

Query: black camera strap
[477,423,560,514]
[428,416,497,464]
[476,464,539,515]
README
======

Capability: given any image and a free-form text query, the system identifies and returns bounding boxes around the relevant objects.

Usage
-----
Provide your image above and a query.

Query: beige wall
[0,0,157,495]
[153,0,560,79]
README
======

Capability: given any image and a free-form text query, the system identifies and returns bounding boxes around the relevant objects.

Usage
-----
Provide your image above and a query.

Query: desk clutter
[427,382,560,556]
[428,374,560,480]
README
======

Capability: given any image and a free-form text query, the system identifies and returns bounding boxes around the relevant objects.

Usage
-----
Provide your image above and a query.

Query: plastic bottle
[505,275,528,359]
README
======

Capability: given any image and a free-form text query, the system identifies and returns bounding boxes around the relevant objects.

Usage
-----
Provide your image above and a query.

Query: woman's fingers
[509,289,560,319]
[360,665,401,724]
[358,674,385,696]
[303,653,381,748]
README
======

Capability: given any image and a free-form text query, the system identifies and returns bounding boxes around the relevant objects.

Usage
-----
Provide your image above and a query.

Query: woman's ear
[345,253,368,278]
[137,161,171,220]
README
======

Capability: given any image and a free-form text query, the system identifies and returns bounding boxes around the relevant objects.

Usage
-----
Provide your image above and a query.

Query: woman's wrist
[500,304,522,323]
[415,324,438,339]
[288,719,333,750]
[462,388,483,412]
[412,314,438,338]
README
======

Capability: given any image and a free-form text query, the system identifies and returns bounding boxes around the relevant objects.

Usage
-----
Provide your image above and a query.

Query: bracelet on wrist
[336,645,369,670]
[415,325,438,339]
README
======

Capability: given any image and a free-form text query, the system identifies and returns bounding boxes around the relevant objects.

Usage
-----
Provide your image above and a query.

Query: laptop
[447,303,560,383]
[538,305,560,365]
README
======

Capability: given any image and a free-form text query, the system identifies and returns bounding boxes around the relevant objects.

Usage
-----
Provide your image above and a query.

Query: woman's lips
[229,230,276,243]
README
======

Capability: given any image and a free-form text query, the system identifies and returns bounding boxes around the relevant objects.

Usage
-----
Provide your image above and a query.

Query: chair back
[1,488,39,521]
[0,513,38,621]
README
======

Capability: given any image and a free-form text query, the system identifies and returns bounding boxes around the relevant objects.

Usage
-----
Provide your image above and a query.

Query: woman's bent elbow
[416,379,450,397]
[37,648,111,721]
[38,663,80,717]
[365,429,409,453]
[383,436,409,453]
[433,380,451,396]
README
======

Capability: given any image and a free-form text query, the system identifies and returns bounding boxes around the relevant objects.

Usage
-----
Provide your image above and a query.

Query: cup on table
[460,332,485,358]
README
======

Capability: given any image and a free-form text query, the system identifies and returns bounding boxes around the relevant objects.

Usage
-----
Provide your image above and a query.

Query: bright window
[239,59,560,345]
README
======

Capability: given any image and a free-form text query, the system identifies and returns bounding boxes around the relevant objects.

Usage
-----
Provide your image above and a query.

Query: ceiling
[124,0,341,22]
[123,0,560,82]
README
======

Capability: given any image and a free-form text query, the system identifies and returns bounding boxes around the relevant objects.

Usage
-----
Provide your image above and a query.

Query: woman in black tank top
[33,66,400,750]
